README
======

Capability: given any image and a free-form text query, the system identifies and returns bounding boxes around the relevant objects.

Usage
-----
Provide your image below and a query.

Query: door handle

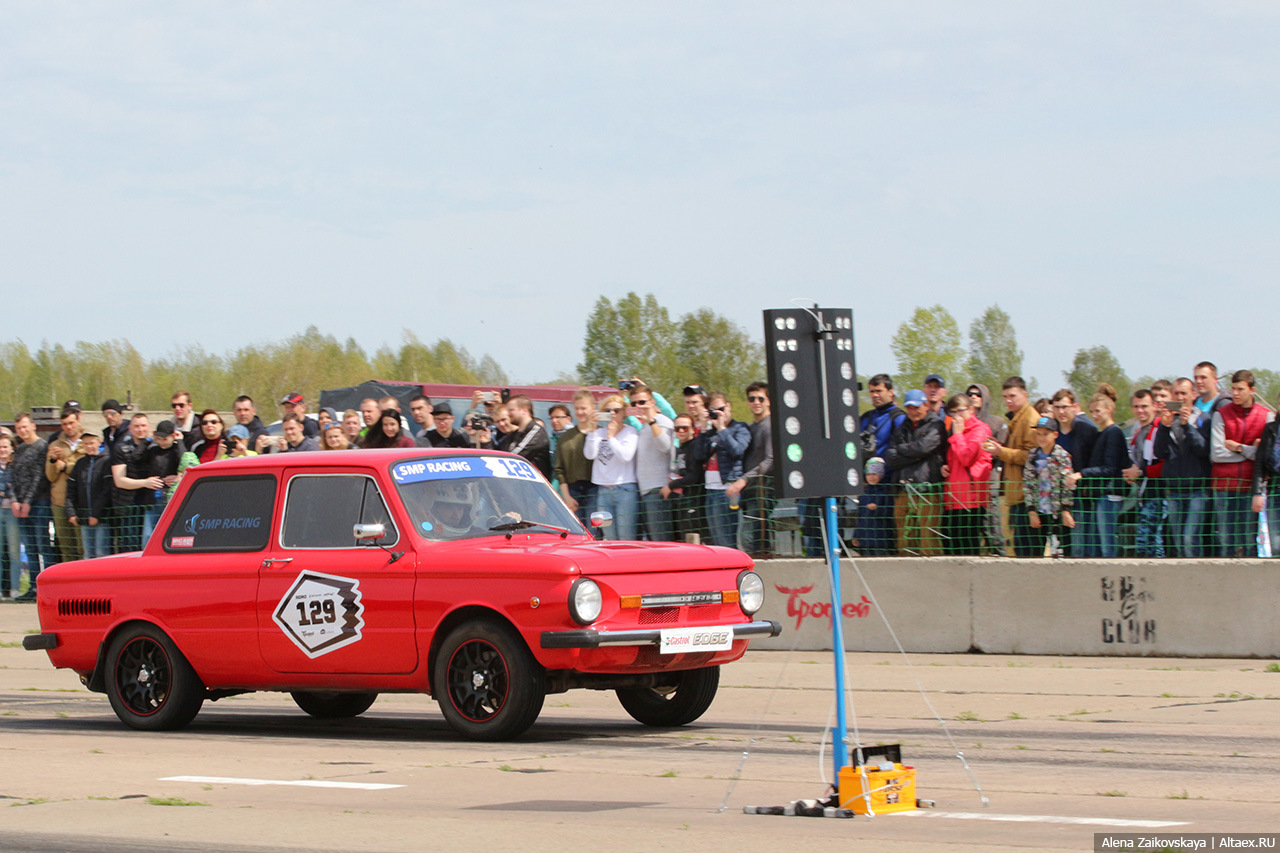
[261,558,294,568]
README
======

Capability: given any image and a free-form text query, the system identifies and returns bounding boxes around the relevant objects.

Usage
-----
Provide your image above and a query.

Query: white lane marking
[161,775,402,790]
[892,811,1187,828]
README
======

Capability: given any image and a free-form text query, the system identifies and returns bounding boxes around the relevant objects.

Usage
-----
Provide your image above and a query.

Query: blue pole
[825,496,849,786]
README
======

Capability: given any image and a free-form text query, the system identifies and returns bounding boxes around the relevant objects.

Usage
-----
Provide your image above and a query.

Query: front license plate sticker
[659,626,734,654]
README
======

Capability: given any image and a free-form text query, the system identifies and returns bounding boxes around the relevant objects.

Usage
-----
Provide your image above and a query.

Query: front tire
[290,691,378,719]
[434,619,545,741]
[105,624,205,731]
[617,666,719,727]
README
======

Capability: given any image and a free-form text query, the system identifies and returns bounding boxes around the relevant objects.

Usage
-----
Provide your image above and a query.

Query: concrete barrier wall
[752,558,1280,657]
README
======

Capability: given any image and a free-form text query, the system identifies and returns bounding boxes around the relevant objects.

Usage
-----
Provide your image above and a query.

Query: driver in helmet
[420,479,521,539]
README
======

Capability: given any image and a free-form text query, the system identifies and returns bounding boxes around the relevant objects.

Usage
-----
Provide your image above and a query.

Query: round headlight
[569,578,603,625]
[737,570,765,615]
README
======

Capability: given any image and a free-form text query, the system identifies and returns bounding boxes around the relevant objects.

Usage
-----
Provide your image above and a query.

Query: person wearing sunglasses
[725,382,774,558]
[583,394,639,540]
[628,384,675,541]
[692,392,751,549]
[169,391,198,450]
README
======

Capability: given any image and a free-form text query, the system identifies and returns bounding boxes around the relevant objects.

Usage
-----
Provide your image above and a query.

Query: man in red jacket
[1210,370,1273,557]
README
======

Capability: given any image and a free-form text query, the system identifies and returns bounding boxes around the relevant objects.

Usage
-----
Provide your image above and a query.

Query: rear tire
[434,619,545,741]
[104,624,205,731]
[290,691,378,719]
[617,666,719,727]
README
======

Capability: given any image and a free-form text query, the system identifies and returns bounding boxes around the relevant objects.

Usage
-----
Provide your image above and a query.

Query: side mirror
[589,511,613,529]
[353,523,386,542]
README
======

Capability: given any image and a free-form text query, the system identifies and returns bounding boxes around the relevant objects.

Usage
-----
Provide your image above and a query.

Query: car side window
[164,475,277,553]
[280,475,399,549]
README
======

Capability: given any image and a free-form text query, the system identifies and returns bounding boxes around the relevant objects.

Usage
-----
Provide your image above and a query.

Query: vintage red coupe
[24,449,778,740]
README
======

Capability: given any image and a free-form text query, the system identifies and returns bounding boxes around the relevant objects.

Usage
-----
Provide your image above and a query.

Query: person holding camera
[691,392,750,549]
[584,394,640,540]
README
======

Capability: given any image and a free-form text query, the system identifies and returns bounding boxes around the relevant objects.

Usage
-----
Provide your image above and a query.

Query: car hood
[435,536,754,575]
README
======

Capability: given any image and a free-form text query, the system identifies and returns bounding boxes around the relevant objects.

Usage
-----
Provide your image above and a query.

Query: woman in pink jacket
[943,393,993,555]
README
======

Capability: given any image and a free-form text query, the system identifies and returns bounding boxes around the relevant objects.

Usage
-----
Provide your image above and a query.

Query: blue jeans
[1166,492,1209,558]
[638,487,672,541]
[17,499,57,589]
[143,503,166,547]
[798,498,825,557]
[595,483,638,541]
[566,481,595,531]
[739,480,775,556]
[80,522,112,559]
[705,488,740,549]
[0,507,21,595]
[1134,498,1167,558]
[1071,497,1096,557]
[1094,498,1123,558]
[1214,492,1256,557]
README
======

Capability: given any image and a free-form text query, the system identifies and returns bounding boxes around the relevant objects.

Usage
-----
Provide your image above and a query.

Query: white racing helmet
[424,479,479,538]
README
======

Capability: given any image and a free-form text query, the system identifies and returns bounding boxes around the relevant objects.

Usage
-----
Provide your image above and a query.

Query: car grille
[57,598,112,617]
[637,607,679,625]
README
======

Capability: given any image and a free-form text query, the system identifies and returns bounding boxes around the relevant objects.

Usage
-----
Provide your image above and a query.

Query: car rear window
[280,474,398,549]
[164,474,277,553]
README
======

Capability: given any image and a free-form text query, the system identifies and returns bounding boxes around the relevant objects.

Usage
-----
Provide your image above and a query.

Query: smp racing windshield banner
[391,456,539,485]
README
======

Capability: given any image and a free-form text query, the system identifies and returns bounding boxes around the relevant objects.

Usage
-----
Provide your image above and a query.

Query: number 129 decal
[272,571,365,658]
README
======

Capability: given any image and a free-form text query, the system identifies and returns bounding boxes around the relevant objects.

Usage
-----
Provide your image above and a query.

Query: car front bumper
[541,620,781,650]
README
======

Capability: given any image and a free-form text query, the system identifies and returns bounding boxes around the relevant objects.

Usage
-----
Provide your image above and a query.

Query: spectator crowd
[853,361,1280,560]
[1,358,1275,601]
[0,380,776,601]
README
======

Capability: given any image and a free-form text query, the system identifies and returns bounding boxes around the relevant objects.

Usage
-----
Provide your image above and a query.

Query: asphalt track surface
[1,605,1277,852]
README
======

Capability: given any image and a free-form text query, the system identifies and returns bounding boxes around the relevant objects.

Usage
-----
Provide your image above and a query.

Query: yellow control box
[837,762,917,814]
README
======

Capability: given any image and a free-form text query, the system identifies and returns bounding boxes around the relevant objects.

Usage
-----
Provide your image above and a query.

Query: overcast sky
[3,2,1277,392]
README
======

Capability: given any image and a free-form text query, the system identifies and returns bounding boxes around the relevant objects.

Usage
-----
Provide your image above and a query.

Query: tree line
[0,327,508,417]
[4,298,1272,425]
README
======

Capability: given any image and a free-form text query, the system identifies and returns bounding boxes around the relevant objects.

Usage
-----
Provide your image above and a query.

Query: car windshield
[391,455,586,542]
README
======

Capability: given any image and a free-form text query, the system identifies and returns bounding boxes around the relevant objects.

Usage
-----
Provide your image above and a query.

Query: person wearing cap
[923,374,948,419]
[884,389,947,557]
[221,424,254,459]
[101,399,130,459]
[852,457,895,556]
[1022,416,1075,557]
[418,402,473,449]
[46,404,86,563]
[279,393,320,439]
[982,376,1041,557]
[140,420,184,546]
[65,432,114,559]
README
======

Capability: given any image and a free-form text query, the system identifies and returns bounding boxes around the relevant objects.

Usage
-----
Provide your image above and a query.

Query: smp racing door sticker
[272,571,365,658]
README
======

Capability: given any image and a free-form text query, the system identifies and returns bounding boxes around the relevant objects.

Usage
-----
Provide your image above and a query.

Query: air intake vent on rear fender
[58,598,112,617]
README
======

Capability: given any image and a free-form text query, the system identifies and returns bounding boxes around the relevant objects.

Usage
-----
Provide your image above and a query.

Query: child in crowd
[1023,416,1075,556]
[852,457,895,556]
[65,432,114,559]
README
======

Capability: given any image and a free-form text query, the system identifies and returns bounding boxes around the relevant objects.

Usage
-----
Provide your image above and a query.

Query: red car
[24,449,778,740]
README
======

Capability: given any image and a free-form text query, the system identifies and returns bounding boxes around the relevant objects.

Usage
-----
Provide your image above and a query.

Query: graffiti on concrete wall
[1100,575,1156,644]
[775,584,872,631]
